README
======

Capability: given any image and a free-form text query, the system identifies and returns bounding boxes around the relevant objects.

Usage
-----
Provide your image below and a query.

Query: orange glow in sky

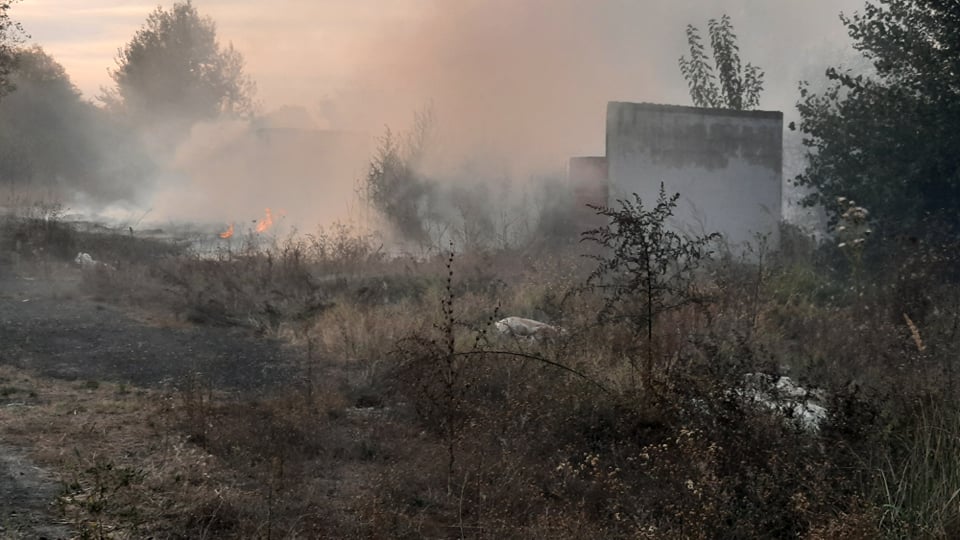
[14,0,862,118]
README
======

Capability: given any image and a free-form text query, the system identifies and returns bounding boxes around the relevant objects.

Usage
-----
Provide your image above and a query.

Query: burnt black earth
[0,272,297,392]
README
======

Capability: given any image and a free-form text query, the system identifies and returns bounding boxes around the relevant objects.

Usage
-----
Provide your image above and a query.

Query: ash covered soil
[0,265,301,538]
[0,270,297,391]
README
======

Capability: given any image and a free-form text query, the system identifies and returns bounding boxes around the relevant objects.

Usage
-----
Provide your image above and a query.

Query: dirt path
[0,267,302,538]
[0,444,71,539]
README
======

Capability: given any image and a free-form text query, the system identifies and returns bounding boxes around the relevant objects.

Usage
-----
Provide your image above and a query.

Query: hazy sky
[16,1,865,116]
[14,1,426,107]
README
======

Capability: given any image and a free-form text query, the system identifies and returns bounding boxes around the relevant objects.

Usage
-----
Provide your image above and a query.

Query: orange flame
[255,208,273,233]
[219,223,234,239]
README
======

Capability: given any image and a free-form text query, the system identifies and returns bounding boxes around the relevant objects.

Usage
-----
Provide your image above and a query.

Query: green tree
[679,14,764,110]
[0,0,26,99]
[794,0,960,237]
[0,46,152,201]
[103,1,255,129]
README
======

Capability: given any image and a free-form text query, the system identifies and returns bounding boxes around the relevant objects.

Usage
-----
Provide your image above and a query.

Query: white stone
[495,316,564,340]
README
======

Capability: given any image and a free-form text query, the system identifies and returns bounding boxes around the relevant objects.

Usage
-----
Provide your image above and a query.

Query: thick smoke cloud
[220,0,863,172]
[15,0,867,230]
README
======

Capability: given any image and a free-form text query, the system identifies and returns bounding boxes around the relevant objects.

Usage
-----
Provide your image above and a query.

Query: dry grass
[4,208,960,537]
[0,365,223,537]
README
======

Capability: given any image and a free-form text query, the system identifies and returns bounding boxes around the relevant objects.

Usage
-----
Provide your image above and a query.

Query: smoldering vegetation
[360,105,580,252]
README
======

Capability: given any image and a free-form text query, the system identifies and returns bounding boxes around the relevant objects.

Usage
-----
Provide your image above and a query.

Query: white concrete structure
[606,102,783,250]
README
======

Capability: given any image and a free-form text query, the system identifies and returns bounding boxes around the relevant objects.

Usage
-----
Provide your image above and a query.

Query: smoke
[147,111,371,230]
[15,0,867,233]
[276,0,865,242]
[211,0,863,175]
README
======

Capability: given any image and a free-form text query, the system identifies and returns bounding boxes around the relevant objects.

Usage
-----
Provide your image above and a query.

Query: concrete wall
[606,102,782,250]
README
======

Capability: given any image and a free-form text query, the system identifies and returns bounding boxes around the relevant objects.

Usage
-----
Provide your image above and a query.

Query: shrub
[582,183,719,392]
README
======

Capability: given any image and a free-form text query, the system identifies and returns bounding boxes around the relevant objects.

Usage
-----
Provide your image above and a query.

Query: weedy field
[1,199,960,539]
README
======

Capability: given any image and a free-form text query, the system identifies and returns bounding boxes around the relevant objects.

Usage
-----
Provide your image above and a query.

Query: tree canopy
[0,0,26,99]
[0,46,152,201]
[679,14,764,110]
[103,1,255,129]
[794,0,960,237]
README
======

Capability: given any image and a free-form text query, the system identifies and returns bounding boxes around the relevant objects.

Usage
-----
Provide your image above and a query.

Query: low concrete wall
[606,102,782,250]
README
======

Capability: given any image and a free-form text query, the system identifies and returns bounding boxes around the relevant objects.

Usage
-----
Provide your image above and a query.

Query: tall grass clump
[874,400,960,537]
